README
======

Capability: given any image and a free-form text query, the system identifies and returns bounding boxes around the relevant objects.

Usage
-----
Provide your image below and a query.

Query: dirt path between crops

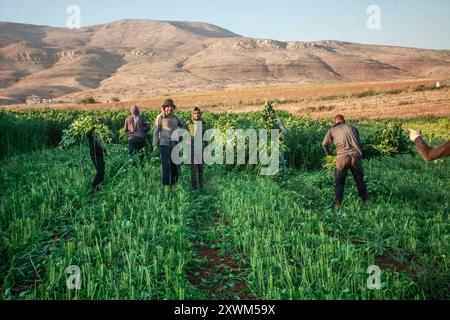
[187,187,254,300]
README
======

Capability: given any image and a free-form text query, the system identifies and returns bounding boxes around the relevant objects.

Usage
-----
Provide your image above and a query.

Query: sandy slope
[1,19,450,105]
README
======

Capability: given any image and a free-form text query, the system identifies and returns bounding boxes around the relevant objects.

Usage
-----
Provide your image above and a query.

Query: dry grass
[2,79,449,119]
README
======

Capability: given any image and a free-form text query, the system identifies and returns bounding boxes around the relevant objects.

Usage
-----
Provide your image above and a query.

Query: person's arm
[152,115,161,147]
[415,137,450,161]
[355,128,362,146]
[124,118,129,133]
[143,118,150,133]
[178,117,185,128]
[322,130,333,156]
[354,127,364,158]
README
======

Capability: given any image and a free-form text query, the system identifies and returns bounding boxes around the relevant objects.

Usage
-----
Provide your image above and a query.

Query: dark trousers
[191,164,204,189]
[335,153,368,203]
[128,137,145,167]
[160,145,179,186]
[90,152,105,191]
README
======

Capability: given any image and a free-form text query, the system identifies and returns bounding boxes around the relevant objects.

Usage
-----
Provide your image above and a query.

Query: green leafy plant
[365,121,409,156]
[322,155,337,173]
[77,96,97,105]
[262,100,277,131]
[59,116,113,149]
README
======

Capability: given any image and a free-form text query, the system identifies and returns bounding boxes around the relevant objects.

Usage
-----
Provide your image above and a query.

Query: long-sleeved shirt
[322,122,363,157]
[153,113,185,147]
[124,116,149,140]
[415,137,450,161]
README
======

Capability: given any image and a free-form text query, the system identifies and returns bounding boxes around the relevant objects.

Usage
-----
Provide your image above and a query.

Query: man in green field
[86,121,108,193]
[322,114,369,210]
[186,107,207,190]
[153,99,185,188]
[124,105,150,167]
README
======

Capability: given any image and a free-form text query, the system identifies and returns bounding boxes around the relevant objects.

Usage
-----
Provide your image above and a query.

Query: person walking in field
[153,99,185,188]
[408,129,450,161]
[86,127,107,193]
[186,107,207,190]
[322,114,369,210]
[124,105,150,167]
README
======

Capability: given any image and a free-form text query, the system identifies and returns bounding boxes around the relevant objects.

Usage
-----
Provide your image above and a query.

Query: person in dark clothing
[186,107,206,190]
[153,99,185,188]
[409,129,450,161]
[124,105,150,167]
[86,130,106,192]
[322,115,369,209]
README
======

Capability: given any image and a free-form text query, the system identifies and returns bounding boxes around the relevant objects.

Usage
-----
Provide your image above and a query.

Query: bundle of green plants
[59,116,113,149]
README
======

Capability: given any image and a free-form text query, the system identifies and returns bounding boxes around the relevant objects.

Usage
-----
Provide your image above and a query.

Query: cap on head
[162,99,176,110]
[131,105,140,116]
[335,114,346,124]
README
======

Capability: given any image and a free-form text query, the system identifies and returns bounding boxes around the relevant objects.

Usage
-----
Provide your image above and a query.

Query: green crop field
[0,107,449,300]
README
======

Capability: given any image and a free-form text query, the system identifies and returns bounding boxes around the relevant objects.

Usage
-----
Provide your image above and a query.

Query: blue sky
[1,0,449,49]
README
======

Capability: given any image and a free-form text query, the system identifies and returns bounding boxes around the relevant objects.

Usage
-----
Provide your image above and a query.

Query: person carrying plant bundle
[408,129,450,161]
[124,105,150,167]
[86,128,107,192]
[322,114,369,210]
[60,116,113,193]
[153,99,185,188]
[186,107,207,190]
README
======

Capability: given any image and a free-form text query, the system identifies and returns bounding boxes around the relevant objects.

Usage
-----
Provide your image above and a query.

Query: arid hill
[1,19,450,105]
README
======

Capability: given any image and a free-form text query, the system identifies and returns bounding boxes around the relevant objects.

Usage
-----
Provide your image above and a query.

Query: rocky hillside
[0,19,449,105]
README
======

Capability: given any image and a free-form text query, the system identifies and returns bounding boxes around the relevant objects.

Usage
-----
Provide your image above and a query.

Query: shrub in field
[364,121,409,157]
[262,100,277,131]
[77,96,97,105]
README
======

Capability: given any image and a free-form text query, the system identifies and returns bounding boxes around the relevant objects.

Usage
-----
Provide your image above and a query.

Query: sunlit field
[1,108,449,300]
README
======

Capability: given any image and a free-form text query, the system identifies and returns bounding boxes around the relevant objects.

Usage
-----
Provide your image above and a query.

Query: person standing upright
[124,105,150,167]
[153,99,185,188]
[322,114,369,209]
[186,107,207,190]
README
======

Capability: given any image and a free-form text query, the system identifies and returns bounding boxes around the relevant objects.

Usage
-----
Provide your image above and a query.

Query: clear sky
[1,0,449,50]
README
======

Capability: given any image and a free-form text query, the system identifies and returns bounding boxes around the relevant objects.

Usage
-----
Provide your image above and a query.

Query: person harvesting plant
[322,114,368,210]
[60,116,112,192]
[153,99,185,188]
[86,128,107,192]
[124,105,150,167]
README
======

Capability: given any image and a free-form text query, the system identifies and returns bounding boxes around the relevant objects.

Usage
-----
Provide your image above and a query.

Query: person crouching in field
[86,128,107,193]
[322,115,369,210]
[186,107,207,190]
[124,105,150,167]
[408,129,450,161]
[153,99,185,188]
